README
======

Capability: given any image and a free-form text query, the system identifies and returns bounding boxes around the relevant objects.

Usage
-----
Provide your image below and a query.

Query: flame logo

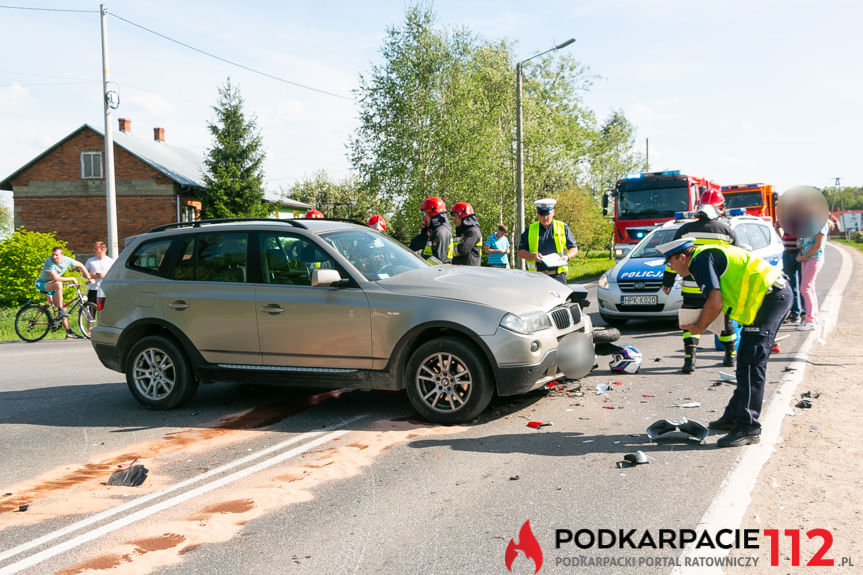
[505,520,543,573]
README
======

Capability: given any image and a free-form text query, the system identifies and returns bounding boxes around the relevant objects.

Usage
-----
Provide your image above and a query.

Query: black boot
[724,344,736,367]
[681,335,697,373]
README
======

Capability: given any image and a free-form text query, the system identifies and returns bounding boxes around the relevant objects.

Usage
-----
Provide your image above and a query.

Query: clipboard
[678,308,726,335]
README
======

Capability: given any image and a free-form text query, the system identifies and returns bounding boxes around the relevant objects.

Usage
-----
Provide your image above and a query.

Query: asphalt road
[0,245,843,575]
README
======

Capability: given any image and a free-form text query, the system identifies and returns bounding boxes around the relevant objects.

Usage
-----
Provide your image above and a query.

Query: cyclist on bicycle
[36,246,94,339]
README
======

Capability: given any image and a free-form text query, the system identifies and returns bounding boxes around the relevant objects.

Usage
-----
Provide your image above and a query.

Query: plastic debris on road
[796,399,812,409]
[596,383,611,394]
[107,464,149,487]
[673,401,701,408]
[621,450,655,466]
[526,421,553,429]
[718,371,736,381]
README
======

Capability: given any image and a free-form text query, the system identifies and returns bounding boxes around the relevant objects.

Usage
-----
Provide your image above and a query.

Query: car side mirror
[312,268,347,287]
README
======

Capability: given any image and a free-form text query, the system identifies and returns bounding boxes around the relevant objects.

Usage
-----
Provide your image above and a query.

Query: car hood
[613,257,666,281]
[376,266,572,313]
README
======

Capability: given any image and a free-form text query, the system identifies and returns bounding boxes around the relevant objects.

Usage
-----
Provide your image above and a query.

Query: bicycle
[14,282,98,342]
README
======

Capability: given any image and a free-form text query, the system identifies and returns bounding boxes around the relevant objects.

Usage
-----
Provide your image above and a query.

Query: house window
[81,152,103,179]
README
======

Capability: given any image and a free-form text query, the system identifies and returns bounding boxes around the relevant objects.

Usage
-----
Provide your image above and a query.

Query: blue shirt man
[484,225,510,268]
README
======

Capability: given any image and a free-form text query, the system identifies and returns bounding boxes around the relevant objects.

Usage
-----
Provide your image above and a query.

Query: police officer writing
[661,198,738,373]
[450,202,482,266]
[658,238,791,447]
[417,196,453,264]
[516,198,577,284]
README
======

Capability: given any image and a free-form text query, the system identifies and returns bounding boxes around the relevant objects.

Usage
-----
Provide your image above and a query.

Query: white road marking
[673,242,852,574]
[0,415,365,575]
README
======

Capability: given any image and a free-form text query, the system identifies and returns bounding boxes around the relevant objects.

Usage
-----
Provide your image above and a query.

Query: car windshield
[629,228,680,258]
[618,185,689,219]
[725,191,763,209]
[321,229,429,281]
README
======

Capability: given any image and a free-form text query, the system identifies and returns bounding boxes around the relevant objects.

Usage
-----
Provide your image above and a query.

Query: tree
[0,229,68,307]
[349,3,644,248]
[0,203,11,238]
[281,171,392,229]
[201,78,268,218]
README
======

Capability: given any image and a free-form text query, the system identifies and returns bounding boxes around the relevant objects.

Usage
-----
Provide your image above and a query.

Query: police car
[596,211,784,325]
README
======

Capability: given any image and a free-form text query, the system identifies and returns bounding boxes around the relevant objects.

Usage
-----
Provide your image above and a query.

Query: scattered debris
[654,357,663,362]
[623,451,655,465]
[795,399,812,409]
[771,343,781,353]
[718,371,736,381]
[673,401,701,408]
[16,504,29,512]
[642,393,655,398]
[526,421,553,429]
[107,464,149,487]
[801,391,821,399]
[596,383,611,394]
[783,366,797,372]
[509,475,520,481]
[645,417,709,442]
[613,381,623,386]
[602,406,615,410]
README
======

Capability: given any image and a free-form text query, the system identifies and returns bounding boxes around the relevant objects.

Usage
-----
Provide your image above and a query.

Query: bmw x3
[91,218,595,423]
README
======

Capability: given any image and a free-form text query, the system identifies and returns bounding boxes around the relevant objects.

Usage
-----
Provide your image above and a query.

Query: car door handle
[260,304,285,314]
[168,300,190,310]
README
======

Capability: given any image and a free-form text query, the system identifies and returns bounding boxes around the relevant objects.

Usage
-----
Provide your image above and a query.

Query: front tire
[78,301,97,339]
[15,304,51,342]
[125,336,198,409]
[404,337,493,424]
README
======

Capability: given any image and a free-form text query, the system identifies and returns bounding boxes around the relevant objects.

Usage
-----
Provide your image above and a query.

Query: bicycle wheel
[78,301,98,339]
[15,304,52,342]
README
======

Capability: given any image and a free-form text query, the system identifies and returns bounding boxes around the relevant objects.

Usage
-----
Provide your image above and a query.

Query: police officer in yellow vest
[658,238,791,448]
[516,198,578,285]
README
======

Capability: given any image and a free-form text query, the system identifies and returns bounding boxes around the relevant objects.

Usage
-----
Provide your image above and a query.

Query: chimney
[118,118,131,133]
[153,127,165,143]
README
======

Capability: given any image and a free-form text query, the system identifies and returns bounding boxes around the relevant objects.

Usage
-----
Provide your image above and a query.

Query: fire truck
[720,183,776,223]
[603,170,721,258]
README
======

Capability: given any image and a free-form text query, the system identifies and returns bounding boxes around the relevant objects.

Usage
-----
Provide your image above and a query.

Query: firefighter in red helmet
[413,196,453,263]
[450,202,482,266]
[367,214,387,232]
[700,189,726,215]
[304,209,325,219]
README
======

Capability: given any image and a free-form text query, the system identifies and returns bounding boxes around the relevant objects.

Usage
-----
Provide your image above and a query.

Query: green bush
[0,229,70,307]
[852,231,863,243]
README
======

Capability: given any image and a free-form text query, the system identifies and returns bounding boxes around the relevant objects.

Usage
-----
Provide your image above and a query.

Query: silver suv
[91,219,594,423]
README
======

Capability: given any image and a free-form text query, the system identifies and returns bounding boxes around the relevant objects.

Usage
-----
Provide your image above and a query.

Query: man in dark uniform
[516,198,578,285]
[658,238,791,447]
[417,196,453,264]
[450,202,482,266]
[661,203,738,372]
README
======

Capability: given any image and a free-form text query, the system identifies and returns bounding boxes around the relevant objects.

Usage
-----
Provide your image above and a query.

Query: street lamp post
[515,38,575,269]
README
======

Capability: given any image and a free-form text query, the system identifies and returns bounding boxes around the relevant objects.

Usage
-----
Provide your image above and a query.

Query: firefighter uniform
[658,239,791,447]
[661,212,738,372]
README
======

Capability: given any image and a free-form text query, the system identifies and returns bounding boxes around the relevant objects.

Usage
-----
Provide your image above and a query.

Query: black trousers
[722,283,792,433]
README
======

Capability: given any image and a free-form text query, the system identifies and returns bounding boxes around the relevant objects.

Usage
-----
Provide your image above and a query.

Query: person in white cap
[657,238,791,448]
[516,198,578,284]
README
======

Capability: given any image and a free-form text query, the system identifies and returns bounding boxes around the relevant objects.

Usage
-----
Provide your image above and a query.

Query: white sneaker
[796,321,816,331]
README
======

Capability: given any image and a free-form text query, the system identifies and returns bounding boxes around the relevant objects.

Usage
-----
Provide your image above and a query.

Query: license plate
[621,295,658,305]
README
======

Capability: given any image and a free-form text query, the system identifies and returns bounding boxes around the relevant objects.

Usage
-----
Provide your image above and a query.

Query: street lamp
[515,38,575,269]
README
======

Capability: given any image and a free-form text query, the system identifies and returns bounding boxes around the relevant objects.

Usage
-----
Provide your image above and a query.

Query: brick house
[0,119,204,257]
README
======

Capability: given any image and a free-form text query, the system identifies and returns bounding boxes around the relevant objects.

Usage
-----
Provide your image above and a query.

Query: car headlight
[598,273,609,289]
[500,312,552,334]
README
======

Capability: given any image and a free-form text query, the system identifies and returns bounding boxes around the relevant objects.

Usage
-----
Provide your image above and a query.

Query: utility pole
[645,138,649,170]
[836,177,848,240]
[100,4,119,257]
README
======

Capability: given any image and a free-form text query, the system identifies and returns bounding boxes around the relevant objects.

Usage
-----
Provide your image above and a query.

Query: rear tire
[592,326,621,344]
[126,336,198,409]
[78,301,98,339]
[15,304,51,342]
[405,337,494,424]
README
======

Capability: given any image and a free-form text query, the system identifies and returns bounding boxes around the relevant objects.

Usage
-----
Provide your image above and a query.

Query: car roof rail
[148,218,308,233]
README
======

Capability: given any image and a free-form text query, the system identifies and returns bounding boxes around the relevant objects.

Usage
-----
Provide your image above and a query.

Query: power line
[0,4,95,13]
[109,12,354,101]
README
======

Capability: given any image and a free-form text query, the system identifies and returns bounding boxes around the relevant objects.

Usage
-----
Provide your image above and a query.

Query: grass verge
[0,305,75,342]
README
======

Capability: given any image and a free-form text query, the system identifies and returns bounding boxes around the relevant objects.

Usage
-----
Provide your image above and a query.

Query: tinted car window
[128,238,173,276]
[168,232,248,283]
[630,228,678,258]
[259,233,335,286]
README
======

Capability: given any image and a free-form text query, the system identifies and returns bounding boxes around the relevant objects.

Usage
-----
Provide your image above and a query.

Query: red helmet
[367,214,387,231]
[700,189,725,213]
[449,202,475,218]
[304,209,325,219]
[419,196,446,217]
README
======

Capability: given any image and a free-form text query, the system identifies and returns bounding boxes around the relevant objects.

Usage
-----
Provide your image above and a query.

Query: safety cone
[771,343,781,353]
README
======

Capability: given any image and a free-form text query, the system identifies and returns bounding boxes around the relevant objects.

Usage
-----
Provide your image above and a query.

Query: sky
[1,0,861,206]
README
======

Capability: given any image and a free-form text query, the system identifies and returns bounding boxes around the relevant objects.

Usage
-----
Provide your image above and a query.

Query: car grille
[549,304,581,329]
[619,280,663,293]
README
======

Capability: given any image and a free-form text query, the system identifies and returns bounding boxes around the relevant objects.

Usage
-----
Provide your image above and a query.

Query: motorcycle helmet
[609,345,643,374]
[419,196,447,218]
[367,214,387,231]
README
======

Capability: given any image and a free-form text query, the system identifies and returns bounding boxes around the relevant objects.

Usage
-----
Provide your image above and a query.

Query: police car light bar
[624,170,681,180]
[728,208,747,216]
[674,211,695,220]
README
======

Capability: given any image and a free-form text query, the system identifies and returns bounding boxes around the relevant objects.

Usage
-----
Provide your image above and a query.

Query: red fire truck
[720,183,776,223]
[604,170,721,258]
